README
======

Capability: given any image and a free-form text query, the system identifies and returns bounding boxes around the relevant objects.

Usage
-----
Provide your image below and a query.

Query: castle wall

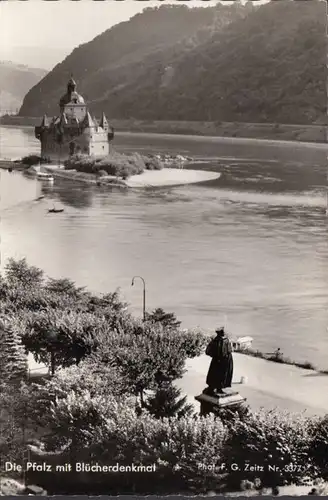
[40,129,91,162]
[89,127,110,157]
[39,125,111,162]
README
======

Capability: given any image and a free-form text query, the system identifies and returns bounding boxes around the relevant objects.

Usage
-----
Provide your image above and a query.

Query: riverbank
[178,352,328,417]
[1,116,326,143]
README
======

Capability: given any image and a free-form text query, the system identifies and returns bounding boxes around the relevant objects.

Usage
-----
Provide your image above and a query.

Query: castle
[35,77,114,162]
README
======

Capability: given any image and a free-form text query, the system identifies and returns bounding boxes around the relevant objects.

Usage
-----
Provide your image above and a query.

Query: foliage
[24,361,132,439]
[143,383,194,419]
[4,257,44,288]
[21,155,44,166]
[64,151,163,179]
[90,321,207,398]
[27,389,227,493]
[242,347,317,372]
[310,415,328,479]
[145,307,181,330]
[20,309,113,368]
[0,316,28,384]
[20,2,325,125]
[223,409,319,488]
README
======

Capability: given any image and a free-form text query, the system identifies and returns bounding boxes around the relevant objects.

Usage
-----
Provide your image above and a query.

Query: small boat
[48,206,64,213]
[37,172,54,181]
[35,195,45,201]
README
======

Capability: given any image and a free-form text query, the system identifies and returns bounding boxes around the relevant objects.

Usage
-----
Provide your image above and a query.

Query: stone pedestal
[195,387,246,416]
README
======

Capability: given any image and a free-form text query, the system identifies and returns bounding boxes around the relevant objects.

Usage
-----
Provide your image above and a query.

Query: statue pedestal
[195,388,247,416]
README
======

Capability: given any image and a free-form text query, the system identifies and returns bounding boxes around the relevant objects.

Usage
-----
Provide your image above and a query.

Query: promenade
[28,351,328,416]
[177,353,328,416]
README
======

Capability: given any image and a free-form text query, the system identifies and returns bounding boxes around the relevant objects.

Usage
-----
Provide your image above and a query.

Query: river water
[0,125,327,368]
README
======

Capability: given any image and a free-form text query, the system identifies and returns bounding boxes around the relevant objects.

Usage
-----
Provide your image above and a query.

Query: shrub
[310,415,328,479]
[26,401,227,494]
[223,409,317,488]
[142,155,163,170]
[21,155,43,166]
[64,150,164,178]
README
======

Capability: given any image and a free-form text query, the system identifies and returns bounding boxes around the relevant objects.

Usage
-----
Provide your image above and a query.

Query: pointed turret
[81,112,95,129]
[59,113,68,126]
[40,114,49,128]
[99,112,108,130]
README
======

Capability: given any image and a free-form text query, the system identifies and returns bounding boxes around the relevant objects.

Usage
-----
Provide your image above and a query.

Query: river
[0,125,327,368]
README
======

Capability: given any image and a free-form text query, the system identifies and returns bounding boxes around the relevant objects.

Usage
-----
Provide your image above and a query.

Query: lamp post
[131,276,146,321]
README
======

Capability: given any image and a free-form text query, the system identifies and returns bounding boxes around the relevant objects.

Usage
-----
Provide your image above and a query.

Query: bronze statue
[205,327,233,394]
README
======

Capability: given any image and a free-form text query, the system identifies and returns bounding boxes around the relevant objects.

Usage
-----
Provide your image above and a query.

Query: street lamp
[131,276,146,321]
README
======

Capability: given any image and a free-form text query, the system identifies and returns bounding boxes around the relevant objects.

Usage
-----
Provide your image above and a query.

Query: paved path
[28,352,328,416]
[177,353,328,416]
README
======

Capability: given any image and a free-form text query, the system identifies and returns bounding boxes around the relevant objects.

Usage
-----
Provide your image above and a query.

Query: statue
[205,327,233,394]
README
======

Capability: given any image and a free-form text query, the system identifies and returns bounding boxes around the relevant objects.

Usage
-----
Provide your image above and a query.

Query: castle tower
[35,76,114,162]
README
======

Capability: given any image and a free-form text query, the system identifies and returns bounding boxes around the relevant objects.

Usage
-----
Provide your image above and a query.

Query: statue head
[215,327,225,336]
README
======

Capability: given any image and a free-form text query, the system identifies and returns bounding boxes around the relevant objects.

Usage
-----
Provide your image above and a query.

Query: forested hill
[19,1,326,125]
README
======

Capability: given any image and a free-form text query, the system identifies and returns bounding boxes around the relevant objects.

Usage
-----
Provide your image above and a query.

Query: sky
[0,0,269,69]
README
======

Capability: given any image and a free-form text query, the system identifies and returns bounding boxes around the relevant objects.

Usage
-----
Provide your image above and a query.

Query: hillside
[19,1,326,125]
[0,61,47,115]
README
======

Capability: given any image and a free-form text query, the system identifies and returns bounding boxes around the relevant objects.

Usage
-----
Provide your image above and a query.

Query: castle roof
[40,114,49,127]
[59,77,85,108]
[59,113,68,125]
[99,112,108,128]
[81,112,95,128]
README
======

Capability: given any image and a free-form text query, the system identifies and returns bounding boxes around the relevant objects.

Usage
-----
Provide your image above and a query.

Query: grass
[240,347,324,372]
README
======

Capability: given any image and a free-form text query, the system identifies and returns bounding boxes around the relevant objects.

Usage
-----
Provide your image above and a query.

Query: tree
[145,308,181,330]
[4,258,44,289]
[143,383,194,418]
[45,277,87,299]
[0,316,28,384]
[20,310,113,371]
[91,322,207,404]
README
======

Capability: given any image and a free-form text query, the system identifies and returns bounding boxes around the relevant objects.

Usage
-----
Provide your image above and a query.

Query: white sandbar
[125,168,221,187]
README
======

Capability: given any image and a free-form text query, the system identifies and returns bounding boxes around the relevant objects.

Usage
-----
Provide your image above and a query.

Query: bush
[64,151,164,179]
[223,409,318,488]
[26,401,227,494]
[310,415,328,479]
[21,155,43,166]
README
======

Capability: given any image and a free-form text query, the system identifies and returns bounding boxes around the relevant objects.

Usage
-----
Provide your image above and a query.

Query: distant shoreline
[0,115,326,144]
